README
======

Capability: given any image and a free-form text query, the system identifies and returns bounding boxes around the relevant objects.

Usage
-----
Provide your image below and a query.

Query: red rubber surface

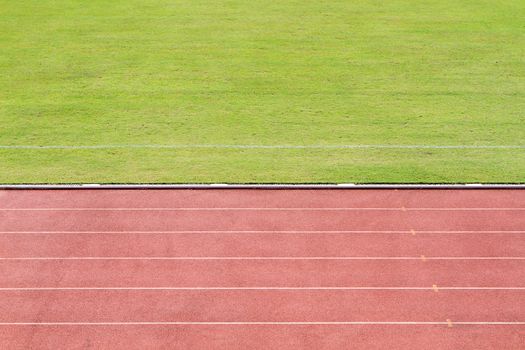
[0,189,524,349]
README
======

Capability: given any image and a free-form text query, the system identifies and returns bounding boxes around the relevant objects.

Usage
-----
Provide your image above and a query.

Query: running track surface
[0,189,524,349]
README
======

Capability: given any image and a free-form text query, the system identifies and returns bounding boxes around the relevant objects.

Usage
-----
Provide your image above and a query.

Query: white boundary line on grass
[1,144,525,150]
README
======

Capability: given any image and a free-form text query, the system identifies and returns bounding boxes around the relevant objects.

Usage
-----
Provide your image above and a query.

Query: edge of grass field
[1,183,525,190]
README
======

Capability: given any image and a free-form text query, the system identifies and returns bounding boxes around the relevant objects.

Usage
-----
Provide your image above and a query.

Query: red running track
[0,188,524,349]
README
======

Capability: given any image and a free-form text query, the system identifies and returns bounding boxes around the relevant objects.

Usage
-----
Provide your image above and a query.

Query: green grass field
[1,0,524,183]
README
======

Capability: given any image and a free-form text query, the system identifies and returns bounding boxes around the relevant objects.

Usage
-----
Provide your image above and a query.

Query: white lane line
[1,144,525,150]
[1,256,525,260]
[0,321,524,325]
[1,207,524,211]
[1,287,524,291]
[1,230,524,234]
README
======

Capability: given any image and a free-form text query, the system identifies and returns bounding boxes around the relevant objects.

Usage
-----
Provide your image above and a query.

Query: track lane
[1,210,524,231]
[1,232,524,258]
[1,189,524,208]
[1,260,524,288]
[1,325,524,350]
[0,290,523,323]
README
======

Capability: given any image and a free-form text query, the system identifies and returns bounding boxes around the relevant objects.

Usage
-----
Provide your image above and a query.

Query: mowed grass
[0,0,524,183]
